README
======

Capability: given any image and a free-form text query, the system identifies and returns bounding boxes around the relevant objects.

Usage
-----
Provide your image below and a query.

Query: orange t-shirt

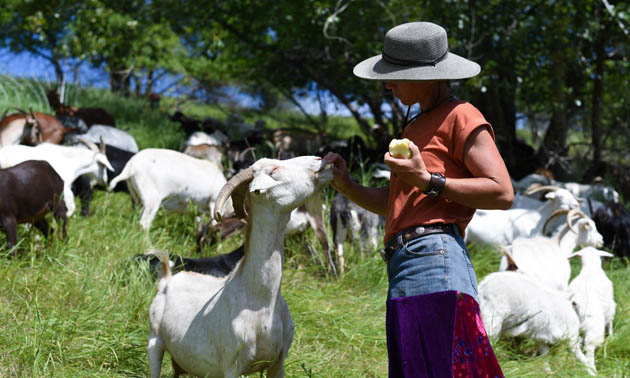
[384,100,494,242]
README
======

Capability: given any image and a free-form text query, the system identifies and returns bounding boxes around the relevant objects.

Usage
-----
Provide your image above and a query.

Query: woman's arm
[384,126,513,210]
[324,152,389,215]
[444,126,514,209]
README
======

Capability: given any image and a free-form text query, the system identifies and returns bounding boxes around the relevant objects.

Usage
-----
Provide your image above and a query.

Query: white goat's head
[214,156,333,222]
[544,208,604,248]
[78,137,115,185]
[571,217,604,248]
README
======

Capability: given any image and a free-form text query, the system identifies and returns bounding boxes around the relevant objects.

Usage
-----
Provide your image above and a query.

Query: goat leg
[34,219,50,239]
[172,358,186,378]
[1,216,18,251]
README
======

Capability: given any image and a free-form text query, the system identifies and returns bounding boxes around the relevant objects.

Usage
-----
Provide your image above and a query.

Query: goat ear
[97,155,115,171]
[249,172,280,193]
[598,250,614,258]
[568,252,581,259]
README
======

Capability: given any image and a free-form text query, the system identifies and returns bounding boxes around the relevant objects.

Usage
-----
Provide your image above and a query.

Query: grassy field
[0,79,629,377]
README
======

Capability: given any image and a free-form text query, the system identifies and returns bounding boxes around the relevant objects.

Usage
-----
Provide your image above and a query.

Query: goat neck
[236,199,291,301]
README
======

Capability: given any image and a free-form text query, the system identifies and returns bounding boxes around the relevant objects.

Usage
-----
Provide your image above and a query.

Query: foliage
[2,1,629,180]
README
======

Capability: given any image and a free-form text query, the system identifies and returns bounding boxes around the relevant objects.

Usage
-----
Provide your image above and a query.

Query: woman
[324,22,513,377]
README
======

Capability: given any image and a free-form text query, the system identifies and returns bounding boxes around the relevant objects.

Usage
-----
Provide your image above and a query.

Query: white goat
[568,247,616,373]
[478,271,592,374]
[512,173,553,193]
[466,186,580,248]
[561,181,620,204]
[147,156,333,377]
[183,130,228,148]
[66,124,139,153]
[0,141,114,216]
[498,209,604,291]
[108,148,230,230]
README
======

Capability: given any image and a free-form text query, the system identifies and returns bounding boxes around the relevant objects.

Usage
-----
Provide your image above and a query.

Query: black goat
[592,201,630,258]
[135,245,245,277]
[0,160,68,251]
[170,111,226,137]
[71,144,135,216]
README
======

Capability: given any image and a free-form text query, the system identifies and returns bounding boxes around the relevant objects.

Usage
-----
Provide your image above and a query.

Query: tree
[67,0,183,94]
[0,0,79,83]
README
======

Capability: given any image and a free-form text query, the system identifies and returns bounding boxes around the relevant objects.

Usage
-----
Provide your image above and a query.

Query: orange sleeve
[452,103,495,164]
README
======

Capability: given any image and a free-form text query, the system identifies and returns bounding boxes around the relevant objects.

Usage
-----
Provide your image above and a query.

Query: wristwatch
[423,172,446,197]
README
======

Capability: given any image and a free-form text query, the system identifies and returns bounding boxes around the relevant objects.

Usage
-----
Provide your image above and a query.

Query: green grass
[0,82,629,376]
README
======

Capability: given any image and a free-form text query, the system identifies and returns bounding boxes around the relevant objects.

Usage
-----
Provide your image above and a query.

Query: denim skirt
[386,226,479,302]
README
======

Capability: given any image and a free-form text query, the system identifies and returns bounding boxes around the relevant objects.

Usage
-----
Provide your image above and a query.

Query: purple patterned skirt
[386,290,503,378]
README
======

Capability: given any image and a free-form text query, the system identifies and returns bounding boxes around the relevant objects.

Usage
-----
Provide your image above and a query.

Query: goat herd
[0,93,627,376]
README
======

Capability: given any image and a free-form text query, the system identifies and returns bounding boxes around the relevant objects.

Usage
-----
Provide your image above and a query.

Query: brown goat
[46,88,116,127]
[0,109,72,146]
[0,160,68,251]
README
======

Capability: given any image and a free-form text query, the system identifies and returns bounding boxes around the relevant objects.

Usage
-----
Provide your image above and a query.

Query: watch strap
[423,172,446,197]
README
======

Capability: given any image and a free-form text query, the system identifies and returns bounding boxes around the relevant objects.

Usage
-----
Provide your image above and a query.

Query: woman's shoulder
[447,100,488,124]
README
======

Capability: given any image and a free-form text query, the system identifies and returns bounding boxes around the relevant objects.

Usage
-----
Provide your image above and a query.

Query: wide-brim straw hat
[353,22,480,82]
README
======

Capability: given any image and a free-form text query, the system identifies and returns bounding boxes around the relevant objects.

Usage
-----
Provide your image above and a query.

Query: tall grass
[0,82,628,377]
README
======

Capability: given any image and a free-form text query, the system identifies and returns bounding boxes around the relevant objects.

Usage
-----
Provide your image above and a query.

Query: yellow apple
[388,138,411,159]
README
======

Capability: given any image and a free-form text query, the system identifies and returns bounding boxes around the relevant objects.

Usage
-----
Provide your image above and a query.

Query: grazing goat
[466,186,580,248]
[0,160,68,251]
[330,193,385,276]
[170,111,225,136]
[147,156,333,377]
[568,247,616,374]
[72,144,135,216]
[592,201,630,257]
[478,271,592,374]
[136,245,245,278]
[1,108,73,146]
[183,130,228,148]
[272,128,325,159]
[65,124,139,153]
[0,141,114,216]
[498,209,604,291]
[108,149,231,230]
[182,143,223,167]
[55,114,88,133]
[46,88,116,127]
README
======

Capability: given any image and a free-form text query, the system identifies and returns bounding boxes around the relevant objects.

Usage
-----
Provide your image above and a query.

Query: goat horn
[77,137,100,152]
[214,167,254,222]
[524,185,563,196]
[99,136,106,154]
[3,107,28,118]
[566,208,588,234]
[542,208,570,235]
[238,146,255,161]
[499,245,519,271]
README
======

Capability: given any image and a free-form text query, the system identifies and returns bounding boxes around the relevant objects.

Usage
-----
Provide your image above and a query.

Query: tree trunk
[583,6,605,182]
[144,70,155,97]
[51,57,64,84]
[536,46,572,181]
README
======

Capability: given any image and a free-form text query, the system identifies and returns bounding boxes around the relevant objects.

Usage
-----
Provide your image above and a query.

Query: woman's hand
[384,140,431,190]
[323,152,352,192]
